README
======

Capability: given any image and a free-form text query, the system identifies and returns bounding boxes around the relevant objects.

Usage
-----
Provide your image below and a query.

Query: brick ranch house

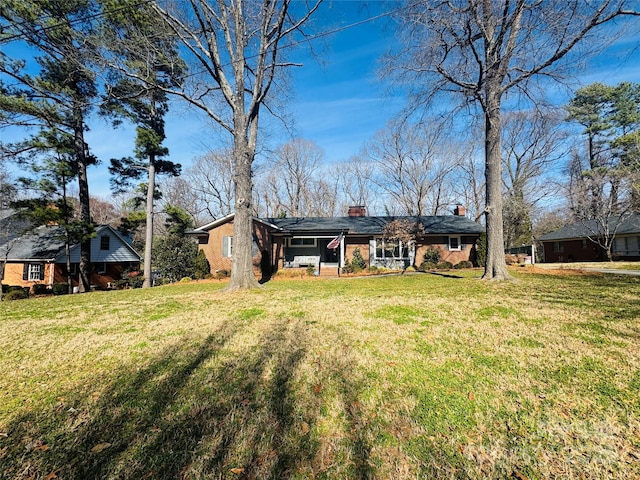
[1,214,141,291]
[190,206,484,278]
[538,214,640,262]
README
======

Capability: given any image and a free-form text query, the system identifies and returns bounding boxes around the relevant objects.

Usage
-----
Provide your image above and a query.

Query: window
[27,263,44,281]
[100,235,110,250]
[448,236,461,251]
[97,262,107,274]
[582,239,588,249]
[62,263,77,275]
[374,238,408,259]
[614,236,639,256]
[289,237,316,247]
[553,242,564,253]
[222,235,233,257]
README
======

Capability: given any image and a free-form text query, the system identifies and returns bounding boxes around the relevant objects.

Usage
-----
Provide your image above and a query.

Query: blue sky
[3,2,640,198]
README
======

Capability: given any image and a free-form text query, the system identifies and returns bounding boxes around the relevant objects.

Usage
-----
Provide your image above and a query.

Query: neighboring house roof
[537,214,640,242]
[1,222,141,263]
[192,214,484,236]
[0,209,32,245]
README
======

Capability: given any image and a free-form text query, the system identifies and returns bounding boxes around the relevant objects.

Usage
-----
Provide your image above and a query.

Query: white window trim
[28,263,42,281]
[97,262,107,274]
[374,237,409,259]
[289,237,317,248]
[448,236,461,251]
[223,235,233,258]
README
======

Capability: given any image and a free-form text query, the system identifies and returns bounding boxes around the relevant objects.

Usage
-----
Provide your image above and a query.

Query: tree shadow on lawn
[2,318,372,479]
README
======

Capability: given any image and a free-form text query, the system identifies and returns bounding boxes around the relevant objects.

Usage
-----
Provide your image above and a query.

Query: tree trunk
[143,159,155,288]
[482,88,512,281]
[74,106,92,293]
[227,131,261,290]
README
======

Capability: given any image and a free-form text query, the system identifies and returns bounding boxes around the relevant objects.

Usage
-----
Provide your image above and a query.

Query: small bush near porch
[1,270,639,479]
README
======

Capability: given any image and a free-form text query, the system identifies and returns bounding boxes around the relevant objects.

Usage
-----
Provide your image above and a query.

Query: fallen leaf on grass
[33,444,49,452]
[301,422,310,435]
[45,469,60,480]
[468,391,475,401]
[512,469,528,480]
[91,443,111,453]
[230,467,245,475]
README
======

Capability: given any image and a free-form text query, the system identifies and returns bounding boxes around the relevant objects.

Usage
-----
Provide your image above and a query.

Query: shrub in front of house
[5,285,26,294]
[3,289,28,301]
[215,269,230,279]
[341,259,354,274]
[423,248,441,264]
[436,260,454,270]
[180,277,192,283]
[476,232,487,267]
[32,284,50,295]
[454,261,473,269]
[419,261,437,271]
[129,276,144,288]
[504,254,519,265]
[351,248,367,272]
[194,250,210,280]
[305,265,316,276]
[367,265,379,274]
[52,283,69,295]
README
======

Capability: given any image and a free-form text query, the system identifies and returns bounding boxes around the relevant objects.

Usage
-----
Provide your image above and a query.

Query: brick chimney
[348,205,367,217]
[453,205,466,217]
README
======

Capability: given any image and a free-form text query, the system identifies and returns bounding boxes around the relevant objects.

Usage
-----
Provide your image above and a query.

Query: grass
[1,269,639,479]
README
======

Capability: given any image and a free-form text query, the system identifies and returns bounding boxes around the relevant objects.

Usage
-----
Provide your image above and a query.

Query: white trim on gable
[192,214,283,234]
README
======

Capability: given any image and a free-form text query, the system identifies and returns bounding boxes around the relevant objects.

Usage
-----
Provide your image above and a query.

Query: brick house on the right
[538,214,640,262]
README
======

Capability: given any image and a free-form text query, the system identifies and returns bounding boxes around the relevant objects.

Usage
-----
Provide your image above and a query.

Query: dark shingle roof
[537,214,640,241]
[1,224,66,260]
[1,220,141,262]
[264,215,484,236]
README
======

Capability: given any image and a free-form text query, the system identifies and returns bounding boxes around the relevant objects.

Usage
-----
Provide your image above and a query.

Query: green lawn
[1,270,639,479]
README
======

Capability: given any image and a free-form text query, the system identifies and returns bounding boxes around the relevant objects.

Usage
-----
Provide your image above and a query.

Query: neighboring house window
[374,238,408,259]
[63,263,78,275]
[582,239,588,248]
[100,235,110,250]
[97,262,107,274]
[222,235,233,257]
[289,237,316,247]
[614,236,639,256]
[553,242,564,253]
[23,263,45,281]
[448,236,461,251]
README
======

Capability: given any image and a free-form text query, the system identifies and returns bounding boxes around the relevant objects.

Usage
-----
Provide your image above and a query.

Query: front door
[319,238,340,264]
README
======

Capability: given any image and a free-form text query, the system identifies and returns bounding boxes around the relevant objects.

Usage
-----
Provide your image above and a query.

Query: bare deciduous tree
[147,0,321,289]
[501,109,566,248]
[390,0,639,280]
[184,150,236,221]
[259,138,325,217]
[363,120,459,216]
[336,155,376,215]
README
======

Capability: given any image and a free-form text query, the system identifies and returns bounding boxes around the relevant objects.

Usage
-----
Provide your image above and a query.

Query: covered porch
[278,235,343,276]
